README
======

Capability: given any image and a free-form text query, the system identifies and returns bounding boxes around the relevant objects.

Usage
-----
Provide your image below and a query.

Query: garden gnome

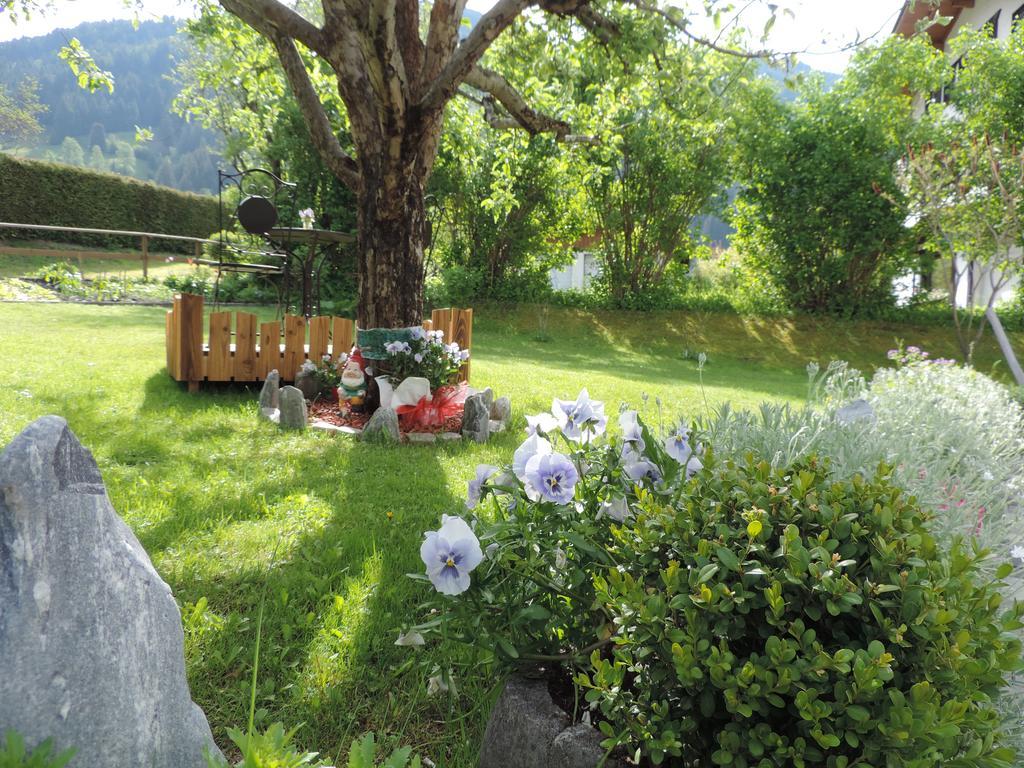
[340,348,368,412]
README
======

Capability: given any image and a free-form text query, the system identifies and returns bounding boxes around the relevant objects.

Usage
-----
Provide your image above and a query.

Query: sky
[0,0,907,73]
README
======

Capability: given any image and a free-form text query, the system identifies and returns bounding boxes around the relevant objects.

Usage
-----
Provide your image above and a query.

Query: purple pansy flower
[524,452,579,504]
[619,410,645,452]
[513,433,552,482]
[623,455,662,484]
[552,389,608,444]
[599,495,632,522]
[466,464,500,509]
[525,412,559,436]
[420,515,483,596]
[665,426,694,463]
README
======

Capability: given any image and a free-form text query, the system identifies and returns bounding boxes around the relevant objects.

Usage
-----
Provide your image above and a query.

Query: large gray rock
[278,385,308,430]
[479,677,624,768]
[361,407,400,443]
[259,370,281,411]
[462,394,491,444]
[0,416,220,768]
[479,677,568,768]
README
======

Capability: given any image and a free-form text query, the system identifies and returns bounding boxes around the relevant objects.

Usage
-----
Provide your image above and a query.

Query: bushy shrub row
[0,154,219,253]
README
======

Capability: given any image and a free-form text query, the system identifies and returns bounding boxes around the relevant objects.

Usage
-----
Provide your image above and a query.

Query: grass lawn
[0,300,1019,765]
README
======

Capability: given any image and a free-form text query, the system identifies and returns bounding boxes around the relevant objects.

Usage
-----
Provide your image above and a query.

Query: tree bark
[356,156,430,328]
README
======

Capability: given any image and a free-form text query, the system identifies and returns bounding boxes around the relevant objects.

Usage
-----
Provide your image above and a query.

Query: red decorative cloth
[397,383,470,429]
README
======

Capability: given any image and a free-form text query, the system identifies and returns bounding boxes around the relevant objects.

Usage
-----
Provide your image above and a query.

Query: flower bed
[308,399,465,436]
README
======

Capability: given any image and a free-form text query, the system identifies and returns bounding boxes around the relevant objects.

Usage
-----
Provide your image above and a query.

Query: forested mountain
[0,19,222,193]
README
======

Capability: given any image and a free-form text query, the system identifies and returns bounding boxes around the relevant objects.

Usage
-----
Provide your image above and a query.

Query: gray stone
[0,417,221,768]
[836,398,876,426]
[478,387,494,413]
[407,432,437,444]
[294,370,321,401]
[261,407,280,424]
[491,395,511,425]
[479,677,569,768]
[478,677,625,768]
[278,385,308,430]
[361,407,400,443]
[549,725,625,768]
[258,370,280,415]
[439,432,462,441]
[462,394,491,443]
[489,419,506,434]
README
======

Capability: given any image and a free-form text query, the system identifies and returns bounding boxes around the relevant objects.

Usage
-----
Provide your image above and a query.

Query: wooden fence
[165,293,472,391]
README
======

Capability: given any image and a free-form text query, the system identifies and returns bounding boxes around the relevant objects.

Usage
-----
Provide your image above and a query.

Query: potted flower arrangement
[377,328,469,430]
[399,390,1022,767]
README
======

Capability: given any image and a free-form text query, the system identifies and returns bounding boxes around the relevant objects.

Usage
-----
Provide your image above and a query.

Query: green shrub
[0,154,218,253]
[403,391,1022,767]
[580,455,1022,766]
[0,731,74,768]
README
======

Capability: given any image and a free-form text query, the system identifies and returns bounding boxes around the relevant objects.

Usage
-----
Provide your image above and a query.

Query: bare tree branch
[418,0,534,113]
[220,0,327,56]
[270,33,361,189]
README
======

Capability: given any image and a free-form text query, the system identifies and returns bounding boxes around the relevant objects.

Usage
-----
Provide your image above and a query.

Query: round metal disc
[236,195,278,234]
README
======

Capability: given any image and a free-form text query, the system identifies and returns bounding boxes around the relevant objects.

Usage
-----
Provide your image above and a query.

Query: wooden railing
[0,222,280,278]
[0,222,215,279]
[165,293,473,392]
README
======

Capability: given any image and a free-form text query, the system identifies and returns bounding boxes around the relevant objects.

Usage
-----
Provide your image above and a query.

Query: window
[986,10,1001,38]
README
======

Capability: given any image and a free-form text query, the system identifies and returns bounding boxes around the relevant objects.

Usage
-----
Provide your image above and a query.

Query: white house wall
[948,1,1024,41]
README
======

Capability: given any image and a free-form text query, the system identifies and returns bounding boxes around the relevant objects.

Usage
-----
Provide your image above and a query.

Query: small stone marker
[259,370,281,411]
[0,416,221,768]
[478,386,494,414]
[362,407,400,443]
[407,432,437,444]
[462,393,491,443]
[278,385,308,430]
[294,370,320,401]
[491,396,511,426]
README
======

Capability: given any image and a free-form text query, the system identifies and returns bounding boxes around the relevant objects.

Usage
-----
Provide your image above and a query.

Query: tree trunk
[356,162,429,329]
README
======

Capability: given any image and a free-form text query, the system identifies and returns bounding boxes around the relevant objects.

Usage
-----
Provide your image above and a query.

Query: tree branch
[423,0,470,91]
[465,65,571,137]
[623,0,775,60]
[271,33,361,190]
[219,0,327,56]
[418,0,533,114]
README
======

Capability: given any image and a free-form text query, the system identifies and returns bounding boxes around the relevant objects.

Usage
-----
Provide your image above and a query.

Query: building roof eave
[892,0,969,50]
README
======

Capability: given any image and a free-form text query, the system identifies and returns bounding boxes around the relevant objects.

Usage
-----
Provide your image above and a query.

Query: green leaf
[716,547,740,571]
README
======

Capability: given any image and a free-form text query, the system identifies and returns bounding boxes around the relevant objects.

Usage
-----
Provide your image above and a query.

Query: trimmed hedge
[0,154,220,252]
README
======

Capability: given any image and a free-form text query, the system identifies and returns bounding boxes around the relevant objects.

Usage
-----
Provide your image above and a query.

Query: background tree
[732,36,947,316]
[213,0,783,327]
[902,132,1024,378]
[570,24,755,308]
[0,78,46,149]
